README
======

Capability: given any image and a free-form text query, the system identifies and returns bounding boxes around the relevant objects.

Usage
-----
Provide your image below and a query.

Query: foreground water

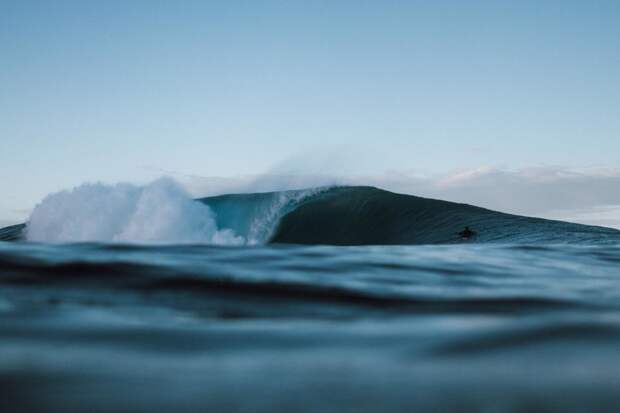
[1,241,620,412]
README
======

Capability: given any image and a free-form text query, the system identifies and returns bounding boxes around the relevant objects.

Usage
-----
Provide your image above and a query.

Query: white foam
[26,178,244,245]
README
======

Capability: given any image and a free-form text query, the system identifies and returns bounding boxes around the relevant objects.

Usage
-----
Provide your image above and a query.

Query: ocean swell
[4,184,620,245]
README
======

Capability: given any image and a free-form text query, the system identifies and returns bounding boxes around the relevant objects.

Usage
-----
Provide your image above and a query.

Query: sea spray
[26,178,244,244]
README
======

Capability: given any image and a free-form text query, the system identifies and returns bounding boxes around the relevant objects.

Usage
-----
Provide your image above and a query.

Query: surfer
[458,226,476,239]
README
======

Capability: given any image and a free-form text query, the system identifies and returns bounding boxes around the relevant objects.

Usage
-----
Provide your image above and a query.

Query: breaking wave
[25,178,243,244]
[4,182,620,245]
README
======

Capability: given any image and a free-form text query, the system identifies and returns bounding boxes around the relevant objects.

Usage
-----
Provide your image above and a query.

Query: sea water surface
[2,185,620,412]
[2,242,620,412]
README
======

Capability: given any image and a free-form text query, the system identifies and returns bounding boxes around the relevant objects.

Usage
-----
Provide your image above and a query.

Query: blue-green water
[1,241,620,412]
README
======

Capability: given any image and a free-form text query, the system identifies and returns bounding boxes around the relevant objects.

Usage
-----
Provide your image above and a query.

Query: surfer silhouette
[458,226,476,239]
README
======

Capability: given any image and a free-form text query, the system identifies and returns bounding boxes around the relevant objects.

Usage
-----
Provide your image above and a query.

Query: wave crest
[26,178,244,245]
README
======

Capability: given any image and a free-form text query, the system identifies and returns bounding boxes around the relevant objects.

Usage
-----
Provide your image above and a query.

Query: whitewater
[2,178,620,412]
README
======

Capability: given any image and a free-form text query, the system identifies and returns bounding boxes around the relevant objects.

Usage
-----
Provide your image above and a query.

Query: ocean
[1,185,620,412]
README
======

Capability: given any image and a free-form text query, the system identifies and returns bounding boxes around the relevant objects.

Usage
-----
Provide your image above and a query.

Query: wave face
[4,185,620,245]
[269,186,620,245]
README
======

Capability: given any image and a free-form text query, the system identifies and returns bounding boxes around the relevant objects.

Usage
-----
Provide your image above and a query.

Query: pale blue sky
[1,0,619,225]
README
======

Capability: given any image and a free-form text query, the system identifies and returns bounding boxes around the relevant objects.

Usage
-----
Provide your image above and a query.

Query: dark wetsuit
[459,227,475,239]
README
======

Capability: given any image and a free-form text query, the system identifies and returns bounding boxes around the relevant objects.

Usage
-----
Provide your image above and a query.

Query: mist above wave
[26,178,244,244]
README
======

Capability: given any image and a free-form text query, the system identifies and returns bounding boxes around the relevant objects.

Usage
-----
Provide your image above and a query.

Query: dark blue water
[3,186,620,411]
[2,241,620,412]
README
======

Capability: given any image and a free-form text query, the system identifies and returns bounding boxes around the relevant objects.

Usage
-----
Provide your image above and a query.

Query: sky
[1,0,619,227]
